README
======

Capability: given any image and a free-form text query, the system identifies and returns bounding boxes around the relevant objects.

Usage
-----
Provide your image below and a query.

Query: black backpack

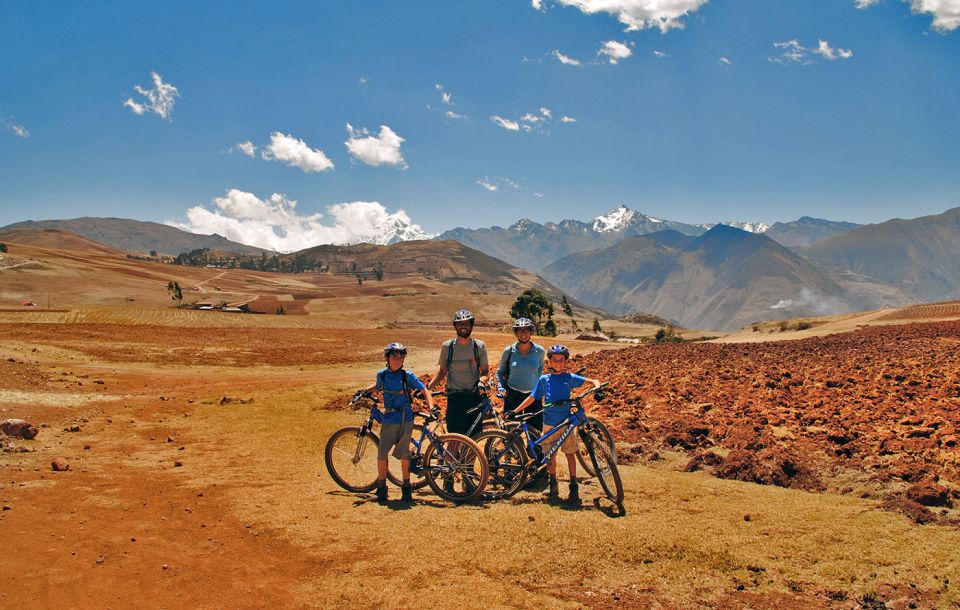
[445,338,482,380]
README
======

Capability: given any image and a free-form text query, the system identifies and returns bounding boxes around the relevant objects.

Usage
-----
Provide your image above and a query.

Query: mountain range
[436,205,859,271]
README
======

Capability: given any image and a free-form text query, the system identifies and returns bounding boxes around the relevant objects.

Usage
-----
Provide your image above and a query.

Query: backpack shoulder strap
[445,338,456,370]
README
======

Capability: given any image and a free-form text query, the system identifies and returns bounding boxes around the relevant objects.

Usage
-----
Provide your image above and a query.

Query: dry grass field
[2,235,960,608]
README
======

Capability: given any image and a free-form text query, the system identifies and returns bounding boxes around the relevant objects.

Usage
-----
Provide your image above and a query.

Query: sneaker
[567,481,580,505]
[375,481,388,503]
[443,476,455,496]
[401,482,413,502]
[547,475,559,498]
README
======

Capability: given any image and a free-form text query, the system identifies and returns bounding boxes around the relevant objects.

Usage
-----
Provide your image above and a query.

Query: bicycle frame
[515,405,587,472]
[407,411,470,477]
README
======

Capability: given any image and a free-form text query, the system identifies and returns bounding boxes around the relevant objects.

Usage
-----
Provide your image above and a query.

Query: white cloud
[533,192,544,198]
[599,40,633,64]
[358,77,369,85]
[532,0,544,9]
[230,141,256,157]
[554,0,710,33]
[491,115,521,131]
[856,0,960,32]
[769,39,853,64]
[445,110,468,120]
[654,50,670,58]
[261,132,335,173]
[345,124,407,168]
[477,176,521,192]
[552,50,582,66]
[169,189,430,252]
[477,178,499,192]
[435,83,453,105]
[560,116,577,123]
[718,56,733,66]
[815,39,854,60]
[540,107,552,119]
[8,124,29,138]
[908,0,960,31]
[123,71,179,121]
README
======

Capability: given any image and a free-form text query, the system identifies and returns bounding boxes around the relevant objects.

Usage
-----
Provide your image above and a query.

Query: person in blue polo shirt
[514,344,600,504]
[359,342,434,503]
[495,318,546,432]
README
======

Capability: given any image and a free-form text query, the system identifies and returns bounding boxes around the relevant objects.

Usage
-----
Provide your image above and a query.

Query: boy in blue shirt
[359,342,434,503]
[514,344,601,504]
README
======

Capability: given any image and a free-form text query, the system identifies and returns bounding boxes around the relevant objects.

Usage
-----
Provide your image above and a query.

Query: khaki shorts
[378,419,414,460]
[540,426,578,455]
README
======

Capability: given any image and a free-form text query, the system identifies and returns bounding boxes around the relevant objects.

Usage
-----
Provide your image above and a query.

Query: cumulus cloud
[532,0,544,9]
[260,132,334,172]
[344,124,407,168]
[169,189,431,252]
[769,39,853,64]
[855,0,881,7]
[2,115,29,139]
[230,141,257,157]
[477,176,521,192]
[123,71,179,121]
[907,0,960,31]
[654,50,670,58]
[552,50,582,66]
[718,56,733,66]
[815,39,854,60]
[554,0,710,32]
[491,115,521,131]
[599,40,633,64]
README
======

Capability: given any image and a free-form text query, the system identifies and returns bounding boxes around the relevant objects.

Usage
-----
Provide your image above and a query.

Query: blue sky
[1,0,958,250]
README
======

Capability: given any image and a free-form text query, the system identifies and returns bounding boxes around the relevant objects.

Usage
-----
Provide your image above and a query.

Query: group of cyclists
[363,308,601,505]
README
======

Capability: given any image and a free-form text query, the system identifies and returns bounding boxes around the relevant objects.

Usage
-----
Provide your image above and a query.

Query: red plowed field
[583,320,960,494]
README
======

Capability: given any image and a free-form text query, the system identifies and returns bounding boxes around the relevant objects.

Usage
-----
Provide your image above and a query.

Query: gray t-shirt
[438,338,488,391]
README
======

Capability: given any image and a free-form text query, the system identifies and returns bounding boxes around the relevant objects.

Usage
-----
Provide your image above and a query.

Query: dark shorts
[378,419,414,460]
[446,391,483,438]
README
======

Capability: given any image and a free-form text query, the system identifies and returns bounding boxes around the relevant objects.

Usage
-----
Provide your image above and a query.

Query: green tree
[374,263,385,281]
[510,288,550,329]
[543,318,557,336]
[592,318,603,333]
[0,243,8,253]
[166,281,183,307]
[276,305,286,315]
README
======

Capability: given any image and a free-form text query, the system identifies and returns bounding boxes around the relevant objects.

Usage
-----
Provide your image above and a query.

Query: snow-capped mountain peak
[720,221,771,234]
[373,217,434,245]
[593,205,638,233]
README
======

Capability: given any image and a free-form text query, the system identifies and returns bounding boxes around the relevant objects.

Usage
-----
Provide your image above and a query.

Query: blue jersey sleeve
[407,370,426,391]
[570,373,587,389]
[375,369,386,392]
[530,375,548,400]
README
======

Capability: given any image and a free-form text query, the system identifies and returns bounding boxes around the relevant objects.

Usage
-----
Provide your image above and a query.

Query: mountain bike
[478,383,623,507]
[326,392,489,503]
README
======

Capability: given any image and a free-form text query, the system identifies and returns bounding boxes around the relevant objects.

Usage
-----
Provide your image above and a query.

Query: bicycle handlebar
[542,382,609,409]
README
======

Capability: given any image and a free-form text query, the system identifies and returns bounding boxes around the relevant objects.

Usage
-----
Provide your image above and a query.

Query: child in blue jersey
[359,342,434,503]
[515,344,600,504]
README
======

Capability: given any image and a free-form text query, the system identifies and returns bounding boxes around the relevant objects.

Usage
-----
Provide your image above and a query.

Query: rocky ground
[581,320,960,523]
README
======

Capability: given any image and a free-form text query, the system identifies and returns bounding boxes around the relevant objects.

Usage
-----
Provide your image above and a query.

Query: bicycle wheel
[325,426,381,493]
[386,424,429,490]
[477,429,528,500]
[576,417,616,477]
[581,430,624,505]
[423,433,488,503]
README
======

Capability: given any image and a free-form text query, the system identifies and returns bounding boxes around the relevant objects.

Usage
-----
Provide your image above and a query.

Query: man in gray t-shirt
[428,309,489,438]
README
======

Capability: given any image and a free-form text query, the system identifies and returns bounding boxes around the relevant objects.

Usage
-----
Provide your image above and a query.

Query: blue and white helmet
[547,344,570,358]
[384,342,408,358]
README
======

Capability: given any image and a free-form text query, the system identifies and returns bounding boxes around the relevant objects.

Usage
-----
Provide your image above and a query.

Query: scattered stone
[96,556,104,564]
[167,436,174,443]
[905,480,950,507]
[94,380,104,385]
[174,461,183,467]
[2,505,11,511]
[0,419,39,440]
[162,564,168,570]
[883,498,935,524]
[64,425,81,432]
[51,458,70,472]
[528,516,535,522]
[743,514,751,522]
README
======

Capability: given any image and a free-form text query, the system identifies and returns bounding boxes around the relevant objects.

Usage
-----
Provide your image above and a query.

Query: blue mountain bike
[325,392,489,503]
[477,383,623,507]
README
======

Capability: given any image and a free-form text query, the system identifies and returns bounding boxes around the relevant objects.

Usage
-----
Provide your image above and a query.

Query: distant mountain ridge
[436,205,856,271]
[2,218,273,256]
[541,225,913,331]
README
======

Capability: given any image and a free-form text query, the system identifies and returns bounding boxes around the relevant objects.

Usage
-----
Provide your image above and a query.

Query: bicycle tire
[476,429,528,500]
[324,426,381,493]
[582,430,624,505]
[386,424,429,490]
[423,433,489,503]
[576,417,616,477]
